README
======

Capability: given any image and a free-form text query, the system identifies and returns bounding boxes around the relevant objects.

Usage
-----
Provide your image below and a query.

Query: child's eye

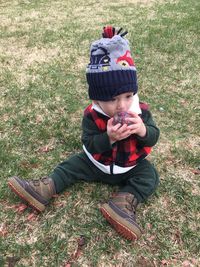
[126,94,133,99]
[110,98,116,102]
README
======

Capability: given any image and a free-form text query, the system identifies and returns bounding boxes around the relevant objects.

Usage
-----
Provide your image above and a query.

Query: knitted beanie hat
[86,26,138,101]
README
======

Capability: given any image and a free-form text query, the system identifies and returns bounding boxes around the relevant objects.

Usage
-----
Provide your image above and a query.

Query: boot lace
[125,195,137,217]
[31,177,49,186]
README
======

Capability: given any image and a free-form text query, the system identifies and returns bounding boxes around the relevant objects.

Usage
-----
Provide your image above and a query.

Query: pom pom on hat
[86,26,138,101]
[102,26,115,38]
[102,26,128,38]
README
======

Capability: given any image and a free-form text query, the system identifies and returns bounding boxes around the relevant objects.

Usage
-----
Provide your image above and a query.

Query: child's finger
[108,118,123,130]
[113,123,123,131]
[125,117,138,125]
[119,129,131,139]
[127,111,138,117]
[107,117,114,126]
[116,124,128,133]
[127,122,139,129]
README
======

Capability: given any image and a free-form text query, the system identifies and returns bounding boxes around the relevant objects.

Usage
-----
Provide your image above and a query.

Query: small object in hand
[112,111,133,126]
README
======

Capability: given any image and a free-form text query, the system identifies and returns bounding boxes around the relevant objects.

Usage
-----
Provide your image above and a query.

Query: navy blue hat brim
[87,70,138,101]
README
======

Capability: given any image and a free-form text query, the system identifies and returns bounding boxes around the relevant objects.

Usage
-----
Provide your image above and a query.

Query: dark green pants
[50,152,159,203]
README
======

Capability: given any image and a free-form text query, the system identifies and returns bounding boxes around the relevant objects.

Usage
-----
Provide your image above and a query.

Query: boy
[8,26,160,241]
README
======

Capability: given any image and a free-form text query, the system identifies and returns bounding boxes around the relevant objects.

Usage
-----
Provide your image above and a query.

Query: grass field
[0,0,200,266]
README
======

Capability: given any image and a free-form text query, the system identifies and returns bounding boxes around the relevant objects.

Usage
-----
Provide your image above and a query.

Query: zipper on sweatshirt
[110,164,114,175]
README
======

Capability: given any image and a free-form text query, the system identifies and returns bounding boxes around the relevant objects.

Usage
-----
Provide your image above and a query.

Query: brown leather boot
[100,192,142,241]
[8,176,56,212]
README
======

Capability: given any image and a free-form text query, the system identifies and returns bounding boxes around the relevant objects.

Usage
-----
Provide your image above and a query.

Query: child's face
[94,92,134,117]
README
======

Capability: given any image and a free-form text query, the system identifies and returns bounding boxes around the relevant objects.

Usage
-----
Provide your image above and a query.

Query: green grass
[0,0,200,266]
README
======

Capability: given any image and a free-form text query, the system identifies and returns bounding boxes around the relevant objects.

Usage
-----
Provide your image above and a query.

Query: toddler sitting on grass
[8,26,160,241]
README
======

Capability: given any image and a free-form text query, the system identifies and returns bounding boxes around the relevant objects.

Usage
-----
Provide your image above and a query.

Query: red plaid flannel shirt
[84,104,151,167]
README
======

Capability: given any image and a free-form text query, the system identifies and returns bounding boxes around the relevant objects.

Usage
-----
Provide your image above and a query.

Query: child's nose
[117,100,126,111]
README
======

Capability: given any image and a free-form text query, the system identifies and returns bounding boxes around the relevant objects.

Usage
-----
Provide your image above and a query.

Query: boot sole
[100,203,142,241]
[8,177,45,212]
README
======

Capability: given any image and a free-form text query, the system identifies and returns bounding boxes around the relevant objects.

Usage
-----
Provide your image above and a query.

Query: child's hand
[107,118,132,143]
[125,111,146,137]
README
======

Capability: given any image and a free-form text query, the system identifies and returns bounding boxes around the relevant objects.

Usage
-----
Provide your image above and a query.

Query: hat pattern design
[86,26,138,101]
[87,35,136,73]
